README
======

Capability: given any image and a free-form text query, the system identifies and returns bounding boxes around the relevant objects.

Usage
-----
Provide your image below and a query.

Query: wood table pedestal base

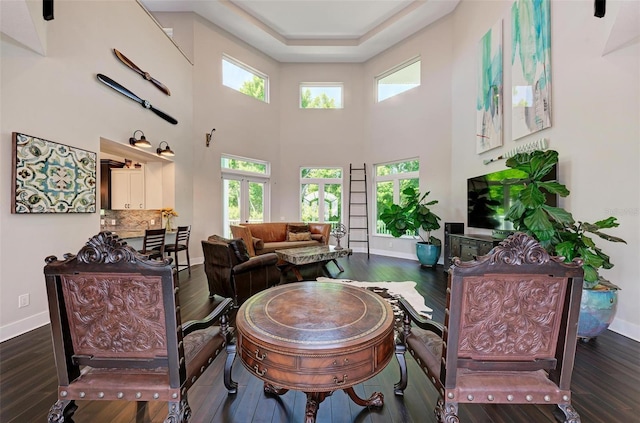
[264,383,384,423]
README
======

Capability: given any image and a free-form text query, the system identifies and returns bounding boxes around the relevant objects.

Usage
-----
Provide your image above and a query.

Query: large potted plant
[380,187,442,267]
[504,149,626,339]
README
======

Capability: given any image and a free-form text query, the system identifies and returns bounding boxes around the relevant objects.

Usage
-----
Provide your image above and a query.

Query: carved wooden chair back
[394,232,584,423]
[140,227,166,259]
[44,232,237,423]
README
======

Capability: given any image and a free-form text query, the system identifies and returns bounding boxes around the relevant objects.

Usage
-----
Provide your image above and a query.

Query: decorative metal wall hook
[206,128,216,147]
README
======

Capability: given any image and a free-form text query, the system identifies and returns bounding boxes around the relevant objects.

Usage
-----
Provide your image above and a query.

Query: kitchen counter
[111,230,176,251]
[113,230,146,239]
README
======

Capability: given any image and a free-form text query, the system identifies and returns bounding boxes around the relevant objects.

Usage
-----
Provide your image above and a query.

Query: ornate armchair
[44,232,237,423]
[202,235,279,305]
[394,232,584,423]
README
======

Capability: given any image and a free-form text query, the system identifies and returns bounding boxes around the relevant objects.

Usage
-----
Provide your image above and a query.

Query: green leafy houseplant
[504,149,626,289]
[380,187,442,245]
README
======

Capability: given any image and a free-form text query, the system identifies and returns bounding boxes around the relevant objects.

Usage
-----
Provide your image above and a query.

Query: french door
[222,175,269,238]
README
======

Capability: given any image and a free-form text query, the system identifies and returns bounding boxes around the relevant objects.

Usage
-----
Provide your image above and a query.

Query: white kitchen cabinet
[111,169,145,210]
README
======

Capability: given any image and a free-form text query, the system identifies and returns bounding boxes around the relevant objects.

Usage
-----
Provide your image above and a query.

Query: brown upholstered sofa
[230,222,331,256]
[202,235,280,305]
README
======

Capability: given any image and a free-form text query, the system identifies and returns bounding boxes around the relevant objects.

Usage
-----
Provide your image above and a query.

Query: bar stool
[138,228,166,260]
[165,225,191,275]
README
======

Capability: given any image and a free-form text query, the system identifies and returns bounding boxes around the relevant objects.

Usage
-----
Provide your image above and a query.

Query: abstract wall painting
[511,0,552,140]
[476,20,503,154]
[11,132,96,213]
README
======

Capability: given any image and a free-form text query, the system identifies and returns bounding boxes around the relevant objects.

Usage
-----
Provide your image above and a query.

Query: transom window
[221,155,269,176]
[376,57,421,102]
[374,159,419,236]
[222,55,268,103]
[300,168,343,224]
[300,84,343,109]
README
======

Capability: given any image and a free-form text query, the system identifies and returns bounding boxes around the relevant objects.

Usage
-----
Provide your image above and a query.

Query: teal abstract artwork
[511,0,552,140]
[12,132,96,213]
[476,19,503,154]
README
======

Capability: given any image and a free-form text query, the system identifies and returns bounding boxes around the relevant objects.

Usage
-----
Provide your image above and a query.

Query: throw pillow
[310,233,323,242]
[287,223,310,234]
[228,239,250,263]
[288,231,312,242]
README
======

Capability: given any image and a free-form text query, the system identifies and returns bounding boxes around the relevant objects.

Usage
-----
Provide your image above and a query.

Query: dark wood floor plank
[1,253,639,422]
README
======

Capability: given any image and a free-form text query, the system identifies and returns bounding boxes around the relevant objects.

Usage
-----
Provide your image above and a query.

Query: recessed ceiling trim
[221,0,287,45]
[286,38,360,47]
[140,0,460,62]
[358,0,425,45]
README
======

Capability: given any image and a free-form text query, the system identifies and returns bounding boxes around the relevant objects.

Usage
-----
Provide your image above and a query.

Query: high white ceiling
[140,0,460,62]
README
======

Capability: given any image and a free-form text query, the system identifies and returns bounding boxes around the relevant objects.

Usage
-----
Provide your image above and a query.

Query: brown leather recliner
[202,235,280,305]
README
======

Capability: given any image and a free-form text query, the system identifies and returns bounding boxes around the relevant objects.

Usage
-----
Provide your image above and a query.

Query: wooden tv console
[445,233,502,269]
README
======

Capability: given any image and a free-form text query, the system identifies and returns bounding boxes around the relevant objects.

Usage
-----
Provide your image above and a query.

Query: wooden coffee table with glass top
[275,245,352,281]
[235,281,395,423]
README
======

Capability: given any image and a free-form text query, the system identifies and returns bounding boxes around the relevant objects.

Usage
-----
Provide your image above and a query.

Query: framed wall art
[511,0,552,140]
[476,19,503,154]
[11,132,97,213]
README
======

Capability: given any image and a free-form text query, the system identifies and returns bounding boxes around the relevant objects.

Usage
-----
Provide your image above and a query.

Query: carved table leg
[48,400,77,423]
[264,382,289,396]
[305,392,329,423]
[224,342,238,394]
[343,387,384,407]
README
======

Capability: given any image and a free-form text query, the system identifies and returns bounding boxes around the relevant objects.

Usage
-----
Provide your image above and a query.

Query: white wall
[450,0,639,340]
[1,0,638,342]
[0,0,193,341]
[277,63,366,225]
[363,15,454,259]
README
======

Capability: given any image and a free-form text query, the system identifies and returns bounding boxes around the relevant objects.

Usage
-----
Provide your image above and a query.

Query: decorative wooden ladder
[347,163,370,258]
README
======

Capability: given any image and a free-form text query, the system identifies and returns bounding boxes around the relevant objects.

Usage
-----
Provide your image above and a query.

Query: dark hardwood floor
[1,253,639,422]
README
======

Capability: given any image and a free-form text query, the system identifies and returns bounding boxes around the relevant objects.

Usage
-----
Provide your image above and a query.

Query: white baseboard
[368,248,416,261]
[0,311,50,343]
[608,318,640,342]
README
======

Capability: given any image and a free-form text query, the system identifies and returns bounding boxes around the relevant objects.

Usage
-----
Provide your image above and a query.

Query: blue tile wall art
[11,132,96,213]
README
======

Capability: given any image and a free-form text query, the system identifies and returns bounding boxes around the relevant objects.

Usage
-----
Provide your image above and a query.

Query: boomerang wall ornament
[113,49,171,96]
[96,74,178,125]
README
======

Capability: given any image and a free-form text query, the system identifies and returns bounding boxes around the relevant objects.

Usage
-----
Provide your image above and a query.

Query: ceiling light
[129,130,151,148]
[157,141,175,157]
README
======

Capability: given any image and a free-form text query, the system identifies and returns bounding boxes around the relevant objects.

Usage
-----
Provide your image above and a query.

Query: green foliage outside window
[221,157,267,174]
[223,156,268,225]
[301,168,342,223]
[239,75,266,102]
[376,160,419,176]
[375,159,419,235]
[301,88,337,109]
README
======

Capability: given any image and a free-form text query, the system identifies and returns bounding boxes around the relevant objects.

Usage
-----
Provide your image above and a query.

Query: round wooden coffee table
[235,281,395,423]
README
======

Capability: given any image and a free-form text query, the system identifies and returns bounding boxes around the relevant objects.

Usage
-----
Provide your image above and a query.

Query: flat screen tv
[467,164,558,230]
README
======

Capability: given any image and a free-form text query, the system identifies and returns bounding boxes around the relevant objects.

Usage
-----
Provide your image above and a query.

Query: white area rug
[316,277,432,319]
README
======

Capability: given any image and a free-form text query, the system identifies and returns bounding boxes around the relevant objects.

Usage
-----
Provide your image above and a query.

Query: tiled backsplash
[101,209,163,232]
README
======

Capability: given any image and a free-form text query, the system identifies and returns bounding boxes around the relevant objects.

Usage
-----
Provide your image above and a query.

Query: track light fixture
[157,141,175,157]
[129,130,151,148]
[206,128,216,147]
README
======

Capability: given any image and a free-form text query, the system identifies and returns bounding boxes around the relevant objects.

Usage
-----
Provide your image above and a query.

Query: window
[376,57,421,102]
[300,84,343,109]
[374,159,419,236]
[221,154,270,237]
[222,55,268,102]
[300,168,343,224]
